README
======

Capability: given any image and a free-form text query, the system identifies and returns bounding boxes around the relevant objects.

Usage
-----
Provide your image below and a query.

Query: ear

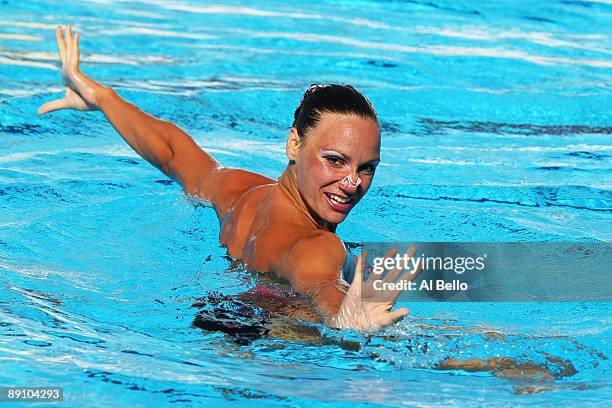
[286,127,302,162]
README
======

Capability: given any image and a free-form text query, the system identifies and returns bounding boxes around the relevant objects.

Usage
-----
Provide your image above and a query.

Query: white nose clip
[341,174,361,188]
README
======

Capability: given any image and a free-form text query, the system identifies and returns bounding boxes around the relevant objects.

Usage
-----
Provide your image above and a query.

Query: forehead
[305,112,381,155]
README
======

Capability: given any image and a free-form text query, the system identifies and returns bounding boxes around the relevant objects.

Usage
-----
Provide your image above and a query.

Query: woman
[39,26,419,331]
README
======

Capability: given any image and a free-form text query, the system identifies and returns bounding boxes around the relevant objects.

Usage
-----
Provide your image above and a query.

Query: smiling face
[286,111,381,226]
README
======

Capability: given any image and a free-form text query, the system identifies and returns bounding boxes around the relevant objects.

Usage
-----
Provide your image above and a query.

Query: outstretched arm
[38,26,221,200]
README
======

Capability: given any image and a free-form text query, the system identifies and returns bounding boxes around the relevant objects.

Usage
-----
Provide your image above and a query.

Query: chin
[321,210,350,225]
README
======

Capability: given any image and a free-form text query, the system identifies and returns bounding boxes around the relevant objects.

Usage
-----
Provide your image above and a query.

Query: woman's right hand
[328,247,421,331]
[38,25,105,115]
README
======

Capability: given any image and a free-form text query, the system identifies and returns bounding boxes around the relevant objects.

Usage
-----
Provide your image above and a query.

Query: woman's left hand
[328,246,421,331]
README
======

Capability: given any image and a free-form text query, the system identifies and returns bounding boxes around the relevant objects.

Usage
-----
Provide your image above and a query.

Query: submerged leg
[436,354,577,394]
[437,357,555,381]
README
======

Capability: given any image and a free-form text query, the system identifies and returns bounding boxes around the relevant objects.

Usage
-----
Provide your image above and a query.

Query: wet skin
[216,113,381,318]
[37,29,587,384]
[39,25,413,330]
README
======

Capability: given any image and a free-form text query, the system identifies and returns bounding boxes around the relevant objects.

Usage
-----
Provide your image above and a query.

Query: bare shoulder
[283,231,346,281]
[207,167,275,216]
[292,232,346,261]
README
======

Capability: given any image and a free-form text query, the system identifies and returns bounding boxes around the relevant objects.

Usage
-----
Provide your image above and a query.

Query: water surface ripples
[1,0,611,406]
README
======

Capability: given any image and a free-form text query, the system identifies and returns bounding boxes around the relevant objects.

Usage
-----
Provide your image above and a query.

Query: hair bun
[291,84,378,139]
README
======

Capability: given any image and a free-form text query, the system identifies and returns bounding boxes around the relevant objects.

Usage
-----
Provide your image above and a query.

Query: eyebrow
[320,149,380,165]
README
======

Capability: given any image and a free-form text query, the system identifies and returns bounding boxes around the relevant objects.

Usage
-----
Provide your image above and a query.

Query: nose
[339,170,361,194]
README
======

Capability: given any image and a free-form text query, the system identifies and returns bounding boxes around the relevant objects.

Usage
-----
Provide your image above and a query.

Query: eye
[359,164,377,175]
[325,156,344,167]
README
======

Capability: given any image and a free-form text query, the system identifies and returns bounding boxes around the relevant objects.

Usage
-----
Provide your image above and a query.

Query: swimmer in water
[39,26,421,331]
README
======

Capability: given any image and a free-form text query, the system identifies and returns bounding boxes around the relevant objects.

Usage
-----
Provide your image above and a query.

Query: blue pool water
[1,0,611,406]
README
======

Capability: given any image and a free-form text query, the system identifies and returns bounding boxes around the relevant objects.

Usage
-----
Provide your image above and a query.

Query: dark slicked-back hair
[292,84,378,142]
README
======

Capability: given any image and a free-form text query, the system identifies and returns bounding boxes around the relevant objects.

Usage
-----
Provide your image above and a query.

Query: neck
[277,164,336,232]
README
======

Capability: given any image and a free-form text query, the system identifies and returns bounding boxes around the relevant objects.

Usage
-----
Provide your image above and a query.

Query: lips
[324,192,353,213]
